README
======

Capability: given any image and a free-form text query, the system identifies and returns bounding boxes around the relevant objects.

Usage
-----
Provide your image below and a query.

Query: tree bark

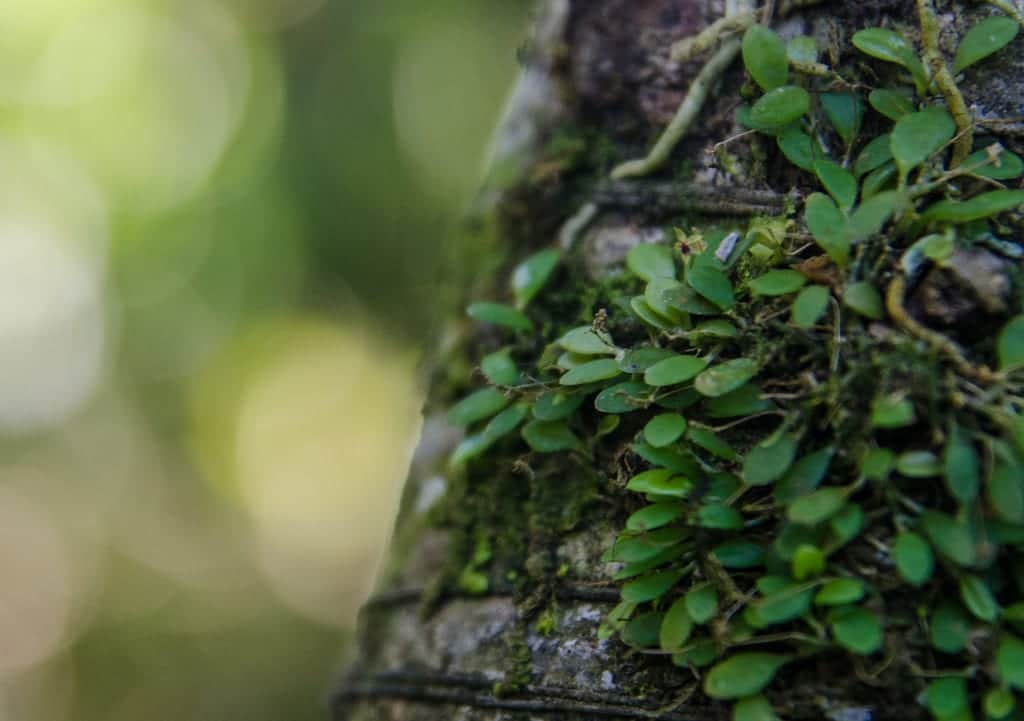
[333,1,1024,719]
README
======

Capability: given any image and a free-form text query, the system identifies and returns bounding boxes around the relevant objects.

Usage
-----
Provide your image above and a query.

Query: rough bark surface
[333,1,1024,719]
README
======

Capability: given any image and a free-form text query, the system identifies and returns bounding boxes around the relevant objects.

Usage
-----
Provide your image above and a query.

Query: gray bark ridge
[333,0,1024,719]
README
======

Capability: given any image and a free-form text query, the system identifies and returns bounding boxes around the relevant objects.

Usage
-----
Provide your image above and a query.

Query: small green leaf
[960,574,999,622]
[897,450,942,477]
[532,391,585,421]
[932,601,971,653]
[621,611,663,647]
[743,25,789,91]
[852,28,928,92]
[595,381,651,414]
[871,394,915,428]
[695,358,759,397]
[999,315,1024,370]
[778,126,816,171]
[631,296,673,329]
[703,653,791,699]
[964,146,1024,179]
[815,578,866,606]
[830,503,865,546]
[926,677,968,718]
[805,192,850,266]
[467,302,533,332]
[633,441,702,476]
[869,88,914,120]
[660,597,694,650]
[861,448,895,480]
[945,423,981,503]
[512,248,560,308]
[687,263,735,310]
[626,469,693,498]
[847,191,901,242]
[861,162,898,199]
[750,86,810,127]
[449,404,529,464]
[842,281,884,320]
[522,420,580,453]
[855,134,894,177]
[705,383,773,417]
[687,426,738,460]
[645,355,710,387]
[755,583,814,624]
[691,318,739,338]
[984,687,1016,719]
[686,582,719,623]
[791,285,830,328]
[921,510,977,565]
[646,278,686,320]
[923,190,1024,222]
[481,349,520,386]
[953,16,1019,73]
[989,459,1024,523]
[621,569,685,603]
[775,447,834,503]
[712,539,765,569]
[749,269,807,296]
[733,695,779,721]
[697,503,745,530]
[627,243,676,281]
[999,634,1024,689]
[558,325,617,355]
[618,347,676,373]
[448,387,509,426]
[788,487,848,525]
[891,107,957,177]
[644,413,688,447]
[821,92,863,146]
[830,606,883,654]
[559,358,622,386]
[791,544,825,580]
[605,528,688,563]
[626,502,685,532]
[893,531,934,586]
[744,434,799,486]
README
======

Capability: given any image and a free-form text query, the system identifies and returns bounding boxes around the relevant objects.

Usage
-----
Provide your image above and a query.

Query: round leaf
[891,107,957,177]
[869,88,913,120]
[748,269,807,296]
[512,248,560,308]
[687,262,735,310]
[695,358,759,397]
[953,16,1019,73]
[787,487,848,525]
[944,423,980,503]
[703,653,791,699]
[926,677,968,718]
[750,85,810,127]
[805,192,850,266]
[843,281,884,319]
[893,531,934,586]
[627,243,676,282]
[621,569,685,603]
[814,578,866,606]
[660,597,694,650]
[791,285,830,328]
[626,502,684,532]
[830,606,883,654]
[522,419,581,453]
[855,134,894,177]
[733,695,779,721]
[481,349,519,386]
[595,381,651,414]
[558,325,617,355]
[466,302,533,332]
[685,582,719,624]
[815,157,858,211]
[448,387,509,426]
[932,601,971,653]
[960,574,999,622]
[742,25,789,91]
[923,189,1024,222]
[626,469,693,498]
[999,315,1024,371]
[645,355,710,387]
[896,450,942,477]
[998,634,1024,689]
[921,511,976,565]
[989,460,1024,523]
[644,413,688,447]
[791,544,825,580]
[743,435,799,486]
[820,92,863,146]
[560,358,622,386]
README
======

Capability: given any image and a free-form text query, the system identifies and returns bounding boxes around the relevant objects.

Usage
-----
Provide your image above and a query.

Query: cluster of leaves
[445,12,1024,721]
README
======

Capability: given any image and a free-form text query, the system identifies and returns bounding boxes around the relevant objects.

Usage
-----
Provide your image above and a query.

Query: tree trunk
[333,1,1024,719]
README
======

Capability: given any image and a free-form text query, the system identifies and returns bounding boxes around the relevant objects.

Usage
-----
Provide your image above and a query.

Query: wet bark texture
[332,1,1024,719]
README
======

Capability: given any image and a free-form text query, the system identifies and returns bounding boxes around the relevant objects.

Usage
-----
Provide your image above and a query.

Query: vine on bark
[444,10,1024,721]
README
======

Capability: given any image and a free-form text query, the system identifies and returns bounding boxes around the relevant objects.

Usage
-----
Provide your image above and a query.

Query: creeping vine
[442,6,1024,721]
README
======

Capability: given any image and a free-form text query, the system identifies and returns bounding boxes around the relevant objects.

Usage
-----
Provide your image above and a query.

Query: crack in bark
[332,669,720,720]
[593,180,789,216]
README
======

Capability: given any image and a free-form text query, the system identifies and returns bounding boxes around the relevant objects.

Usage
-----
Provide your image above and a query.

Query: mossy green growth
[441,12,1024,721]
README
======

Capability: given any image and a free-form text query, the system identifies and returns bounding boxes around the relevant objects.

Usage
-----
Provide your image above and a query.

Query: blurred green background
[0,1,530,718]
